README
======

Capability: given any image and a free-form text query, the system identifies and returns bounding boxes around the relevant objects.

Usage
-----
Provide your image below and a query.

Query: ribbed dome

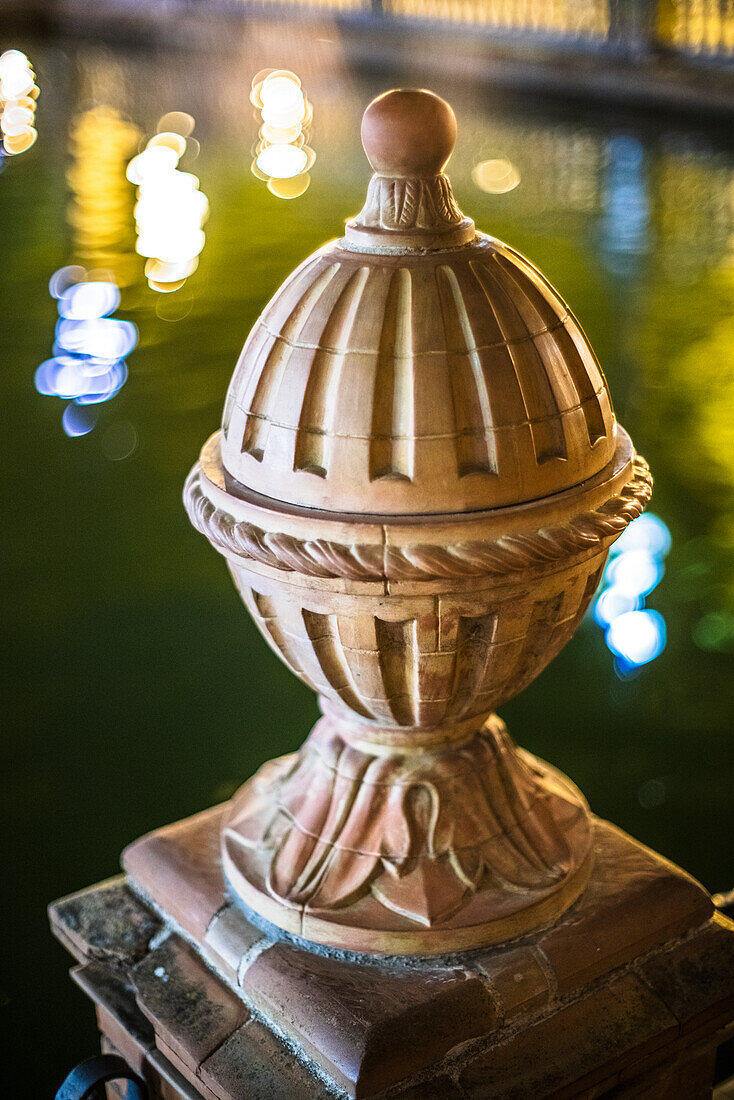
[221,233,615,515]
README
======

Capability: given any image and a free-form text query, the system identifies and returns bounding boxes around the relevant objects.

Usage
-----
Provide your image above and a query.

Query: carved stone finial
[186,87,653,954]
[346,88,475,250]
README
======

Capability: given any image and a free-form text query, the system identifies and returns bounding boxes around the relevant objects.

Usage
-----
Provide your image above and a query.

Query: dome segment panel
[221,236,616,515]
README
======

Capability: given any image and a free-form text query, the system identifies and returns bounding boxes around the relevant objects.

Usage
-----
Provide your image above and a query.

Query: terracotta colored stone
[100,1033,202,1100]
[474,945,551,1021]
[48,876,162,967]
[49,869,734,1100]
[123,805,225,942]
[458,974,678,1099]
[202,903,264,985]
[243,941,495,1097]
[133,935,248,1073]
[116,807,721,1095]
[537,819,712,995]
[198,1018,331,1100]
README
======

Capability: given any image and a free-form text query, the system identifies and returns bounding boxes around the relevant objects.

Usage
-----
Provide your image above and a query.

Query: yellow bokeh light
[250,67,314,200]
[0,49,39,157]
[129,116,208,293]
[267,173,311,199]
[156,111,195,138]
[472,158,521,194]
[148,131,187,158]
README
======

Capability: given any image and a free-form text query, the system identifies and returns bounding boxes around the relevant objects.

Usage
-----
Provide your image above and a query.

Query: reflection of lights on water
[251,69,314,198]
[0,50,38,157]
[606,610,667,669]
[591,513,671,676]
[62,403,96,438]
[256,143,308,180]
[593,588,640,629]
[157,111,195,138]
[128,114,208,293]
[66,107,140,290]
[611,512,672,558]
[472,158,520,194]
[599,135,649,274]
[605,550,664,598]
[36,267,137,436]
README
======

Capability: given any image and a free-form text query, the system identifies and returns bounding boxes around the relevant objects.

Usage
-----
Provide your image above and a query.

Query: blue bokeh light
[591,513,671,675]
[61,403,96,437]
[37,268,137,435]
[606,610,667,668]
[57,280,120,320]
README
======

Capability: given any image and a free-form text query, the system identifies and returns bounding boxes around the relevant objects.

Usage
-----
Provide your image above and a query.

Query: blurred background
[0,3,733,1095]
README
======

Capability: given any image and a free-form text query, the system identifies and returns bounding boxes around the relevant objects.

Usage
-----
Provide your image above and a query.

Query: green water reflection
[1,32,733,1094]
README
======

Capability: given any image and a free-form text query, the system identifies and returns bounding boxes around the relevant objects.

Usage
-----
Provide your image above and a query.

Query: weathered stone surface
[123,806,224,941]
[72,962,155,1074]
[243,942,495,1097]
[48,876,162,967]
[198,1018,332,1100]
[636,912,734,1034]
[536,820,712,996]
[615,1044,717,1097]
[390,1074,467,1099]
[458,974,678,1099]
[146,1046,211,1100]
[133,935,248,1074]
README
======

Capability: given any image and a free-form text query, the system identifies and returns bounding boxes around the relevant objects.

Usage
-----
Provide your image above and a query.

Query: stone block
[198,1018,331,1100]
[48,876,162,967]
[133,935,248,1074]
[537,820,712,996]
[243,941,495,1097]
[474,945,551,1020]
[458,974,678,1099]
[636,912,734,1034]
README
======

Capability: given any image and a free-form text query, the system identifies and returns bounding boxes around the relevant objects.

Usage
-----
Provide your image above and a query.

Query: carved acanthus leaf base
[222,713,593,954]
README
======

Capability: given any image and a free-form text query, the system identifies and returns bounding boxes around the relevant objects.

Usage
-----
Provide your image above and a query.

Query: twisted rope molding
[184,457,651,582]
[185,457,652,581]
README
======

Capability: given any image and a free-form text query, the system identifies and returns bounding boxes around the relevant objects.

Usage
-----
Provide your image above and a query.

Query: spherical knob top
[361,89,457,178]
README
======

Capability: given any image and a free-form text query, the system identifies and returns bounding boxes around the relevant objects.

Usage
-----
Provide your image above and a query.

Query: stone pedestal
[49,805,734,1100]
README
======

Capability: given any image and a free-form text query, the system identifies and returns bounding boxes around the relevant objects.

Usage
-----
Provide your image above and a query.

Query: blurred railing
[657,0,734,59]
[245,0,734,64]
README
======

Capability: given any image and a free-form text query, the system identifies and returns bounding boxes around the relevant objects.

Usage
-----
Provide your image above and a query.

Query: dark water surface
[2,24,733,1095]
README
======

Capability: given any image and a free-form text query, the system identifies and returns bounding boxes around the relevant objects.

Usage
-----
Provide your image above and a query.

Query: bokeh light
[604,550,665,598]
[606,610,667,669]
[66,106,140,289]
[129,114,208,293]
[591,513,671,675]
[250,69,314,198]
[472,158,521,194]
[36,266,137,436]
[0,50,38,157]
